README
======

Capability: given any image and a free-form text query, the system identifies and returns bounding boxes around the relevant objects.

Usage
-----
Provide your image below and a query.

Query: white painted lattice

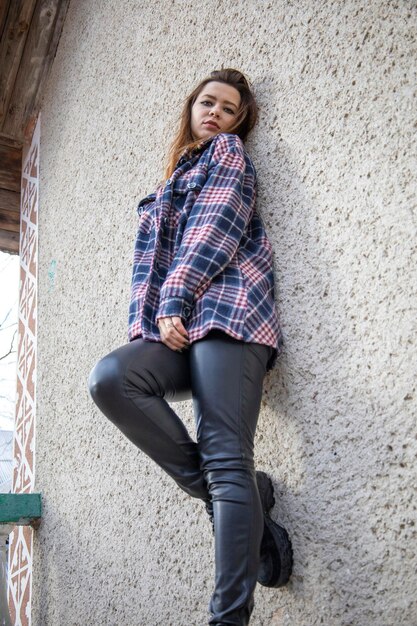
[7,117,40,626]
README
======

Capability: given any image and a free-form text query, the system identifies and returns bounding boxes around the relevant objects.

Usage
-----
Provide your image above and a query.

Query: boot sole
[258,515,293,588]
[256,470,275,513]
[256,471,293,588]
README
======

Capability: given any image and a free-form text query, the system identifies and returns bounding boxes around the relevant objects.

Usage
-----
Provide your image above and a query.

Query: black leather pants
[88,330,272,626]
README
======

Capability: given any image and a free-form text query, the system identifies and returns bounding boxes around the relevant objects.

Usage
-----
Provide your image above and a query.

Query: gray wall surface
[33,1,416,625]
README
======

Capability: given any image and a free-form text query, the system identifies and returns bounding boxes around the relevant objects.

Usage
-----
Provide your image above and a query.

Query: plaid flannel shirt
[128,133,283,369]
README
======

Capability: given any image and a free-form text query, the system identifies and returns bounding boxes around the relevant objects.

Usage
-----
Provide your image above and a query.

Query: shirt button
[183,306,191,318]
[187,182,196,189]
[155,261,160,269]
[164,217,169,225]
[166,178,172,185]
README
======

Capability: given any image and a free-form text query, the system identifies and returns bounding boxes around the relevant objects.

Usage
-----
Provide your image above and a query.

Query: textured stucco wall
[32,1,416,625]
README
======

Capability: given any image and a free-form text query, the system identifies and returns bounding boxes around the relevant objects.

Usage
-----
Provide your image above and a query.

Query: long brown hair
[164,69,258,180]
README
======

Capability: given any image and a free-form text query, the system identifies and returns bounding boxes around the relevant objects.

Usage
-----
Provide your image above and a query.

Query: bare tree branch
[0,329,17,361]
[0,321,17,332]
[0,306,18,329]
[0,257,13,276]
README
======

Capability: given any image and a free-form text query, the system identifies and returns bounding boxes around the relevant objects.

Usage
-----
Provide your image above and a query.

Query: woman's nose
[209,106,220,118]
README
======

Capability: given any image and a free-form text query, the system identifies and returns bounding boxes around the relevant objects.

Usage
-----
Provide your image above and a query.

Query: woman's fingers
[170,316,188,338]
[158,316,189,352]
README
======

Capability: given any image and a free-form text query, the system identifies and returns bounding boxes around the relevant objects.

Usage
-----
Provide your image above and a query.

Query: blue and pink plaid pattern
[128,133,283,368]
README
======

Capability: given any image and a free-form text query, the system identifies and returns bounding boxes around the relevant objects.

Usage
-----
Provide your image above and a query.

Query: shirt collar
[177,135,217,167]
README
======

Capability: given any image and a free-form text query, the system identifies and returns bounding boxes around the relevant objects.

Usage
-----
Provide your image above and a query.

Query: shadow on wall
[253,129,409,623]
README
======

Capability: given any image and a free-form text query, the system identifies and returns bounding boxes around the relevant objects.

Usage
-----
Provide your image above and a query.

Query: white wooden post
[0,525,13,626]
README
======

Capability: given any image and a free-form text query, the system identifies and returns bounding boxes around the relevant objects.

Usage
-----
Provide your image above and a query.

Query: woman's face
[190,81,241,141]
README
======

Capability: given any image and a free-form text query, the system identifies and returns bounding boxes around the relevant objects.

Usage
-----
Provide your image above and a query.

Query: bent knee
[88,354,123,404]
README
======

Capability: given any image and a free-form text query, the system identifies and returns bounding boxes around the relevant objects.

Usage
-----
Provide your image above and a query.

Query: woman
[88,69,292,626]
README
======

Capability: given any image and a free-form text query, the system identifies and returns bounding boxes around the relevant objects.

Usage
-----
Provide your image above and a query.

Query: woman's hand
[157,316,190,352]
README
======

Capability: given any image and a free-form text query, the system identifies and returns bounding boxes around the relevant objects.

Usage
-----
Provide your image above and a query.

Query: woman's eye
[224,107,235,115]
[201,100,213,107]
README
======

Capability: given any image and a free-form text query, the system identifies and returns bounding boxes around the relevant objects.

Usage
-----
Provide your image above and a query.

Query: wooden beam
[0,1,11,41]
[0,133,22,150]
[0,0,37,135]
[0,188,20,213]
[0,207,19,232]
[0,228,19,254]
[25,0,71,142]
[3,0,71,142]
[0,142,21,192]
[0,493,42,526]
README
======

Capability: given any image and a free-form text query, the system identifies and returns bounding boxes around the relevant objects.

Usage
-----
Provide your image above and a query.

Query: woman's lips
[204,121,220,129]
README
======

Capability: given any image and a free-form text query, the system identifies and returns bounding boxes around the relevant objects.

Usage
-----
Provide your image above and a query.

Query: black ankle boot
[256,470,293,588]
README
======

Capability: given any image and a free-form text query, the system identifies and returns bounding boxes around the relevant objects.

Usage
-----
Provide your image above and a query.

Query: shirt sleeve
[156,134,256,322]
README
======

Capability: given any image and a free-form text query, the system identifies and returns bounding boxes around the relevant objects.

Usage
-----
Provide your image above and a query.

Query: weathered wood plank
[0,493,42,525]
[4,0,70,142]
[0,142,21,192]
[0,1,11,41]
[0,207,19,232]
[0,0,37,134]
[0,132,22,150]
[0,188,20,213]
[24,0,71,141]
[0,227,19,254]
